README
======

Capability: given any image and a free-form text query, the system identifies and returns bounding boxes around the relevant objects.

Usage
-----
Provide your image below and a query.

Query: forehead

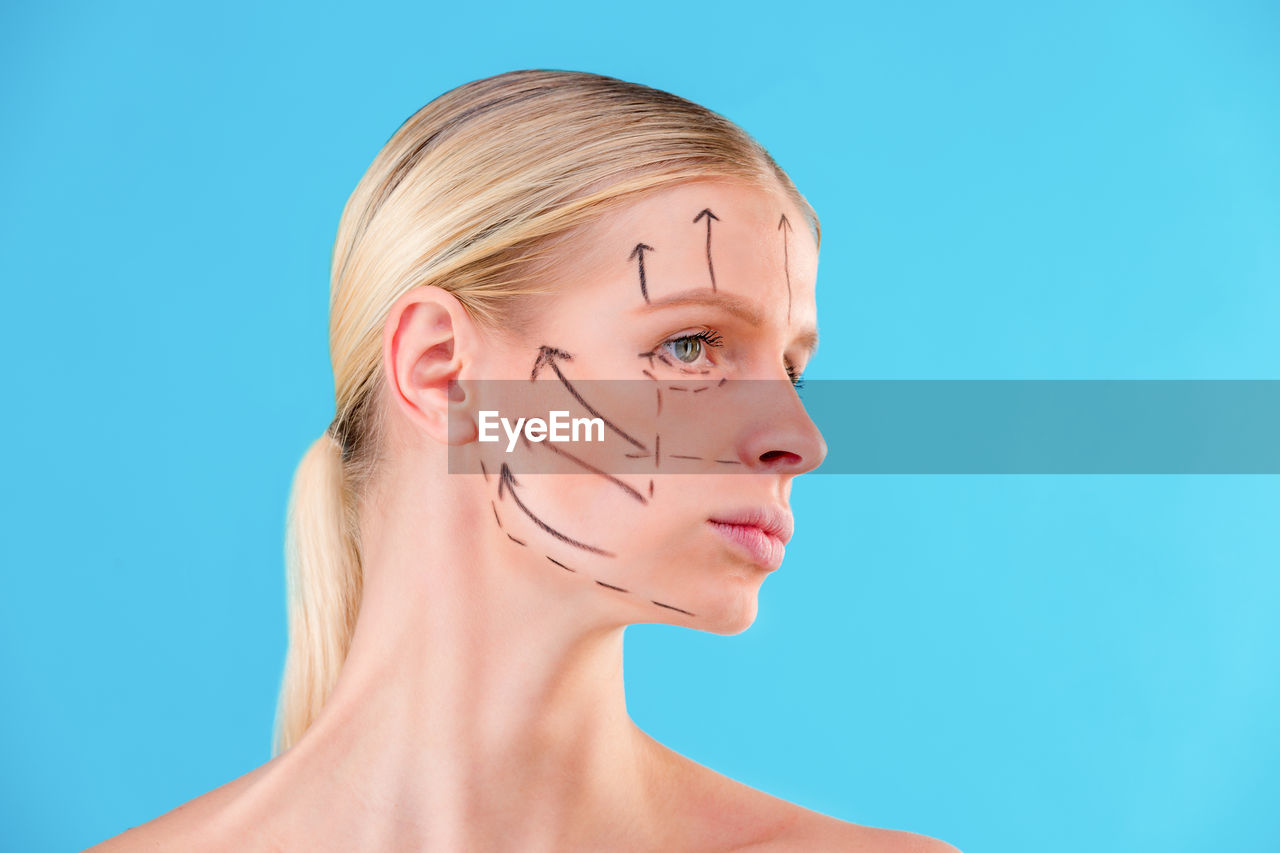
[555,178,819,327]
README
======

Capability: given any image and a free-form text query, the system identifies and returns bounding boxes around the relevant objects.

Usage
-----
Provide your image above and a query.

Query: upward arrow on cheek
[530,346,647,451]
[498,463,616,557]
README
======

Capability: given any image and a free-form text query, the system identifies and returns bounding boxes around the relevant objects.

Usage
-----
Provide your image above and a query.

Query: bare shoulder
[82,762,272,852]
[84,792,238,853]
[756,805,962,852]
[654,744,959,853]
[85,804,201,852]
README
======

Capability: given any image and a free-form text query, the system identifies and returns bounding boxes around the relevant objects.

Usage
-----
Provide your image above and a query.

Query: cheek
[546,473,732,580]
[548,473,690,552]
[501,469,710,572]
[478,421,765,632]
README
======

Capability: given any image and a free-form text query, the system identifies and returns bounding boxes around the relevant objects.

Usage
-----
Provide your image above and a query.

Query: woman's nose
[733,380,828,475]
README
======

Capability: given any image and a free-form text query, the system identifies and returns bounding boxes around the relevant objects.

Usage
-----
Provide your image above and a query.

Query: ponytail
[272,431,363,754]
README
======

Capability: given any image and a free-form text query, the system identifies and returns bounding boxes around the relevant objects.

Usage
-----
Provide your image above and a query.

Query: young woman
[91,69,958,852]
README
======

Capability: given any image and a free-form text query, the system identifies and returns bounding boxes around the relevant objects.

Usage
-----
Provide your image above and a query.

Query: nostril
[759,449,800,467]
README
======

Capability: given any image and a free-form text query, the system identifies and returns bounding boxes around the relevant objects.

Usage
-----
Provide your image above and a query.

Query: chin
[690,574,762,636]
[630,538,770,633]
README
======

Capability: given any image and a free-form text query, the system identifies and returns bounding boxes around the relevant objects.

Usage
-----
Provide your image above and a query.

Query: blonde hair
[273,69,820,753]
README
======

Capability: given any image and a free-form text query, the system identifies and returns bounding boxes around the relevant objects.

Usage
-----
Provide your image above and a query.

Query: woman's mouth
[708,521,786,570]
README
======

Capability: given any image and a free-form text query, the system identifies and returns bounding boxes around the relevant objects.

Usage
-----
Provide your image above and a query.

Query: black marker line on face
[714,459,743,465]
[545,551,699,618]
[532,345,647,451]
[778,213,794,325]
[498,464,616,556]
[535,438,648,504]
[718,377,727,386]
[693,387,708,393]
[531,345,573,380]
[651,599,696,616]
[484,382,701,620]
[629,243,655,303]
[518,429,641,484]
[501,348,710,619]
[540,545,698,618]
[547,556,576,572]
[670,454,702,461]
[693,208,720,291]
[668,385,689,392]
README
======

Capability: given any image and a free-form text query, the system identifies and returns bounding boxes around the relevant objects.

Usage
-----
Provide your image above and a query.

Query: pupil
[674,338,700,362]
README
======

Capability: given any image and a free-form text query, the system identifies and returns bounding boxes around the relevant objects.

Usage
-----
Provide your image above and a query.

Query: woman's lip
[707,520,786,571]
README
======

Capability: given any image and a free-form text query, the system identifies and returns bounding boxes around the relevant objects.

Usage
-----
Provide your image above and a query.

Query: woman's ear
[382,285,479,446]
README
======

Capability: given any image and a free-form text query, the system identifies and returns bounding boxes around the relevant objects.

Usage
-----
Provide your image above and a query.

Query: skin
[88,179,960,852]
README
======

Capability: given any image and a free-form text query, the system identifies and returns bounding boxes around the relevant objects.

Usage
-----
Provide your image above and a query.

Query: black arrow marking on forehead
[629,243,655,304]
[693,208,720,292]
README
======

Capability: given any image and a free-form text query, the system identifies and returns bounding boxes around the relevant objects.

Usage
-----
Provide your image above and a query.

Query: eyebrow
[636,290,820,358]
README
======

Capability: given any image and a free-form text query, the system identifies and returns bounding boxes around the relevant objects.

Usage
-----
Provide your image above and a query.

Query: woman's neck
[234,459,683,850]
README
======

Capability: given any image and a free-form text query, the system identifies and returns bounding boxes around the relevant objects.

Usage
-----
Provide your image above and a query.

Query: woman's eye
[660,330,723,366]
[669,337,703,363]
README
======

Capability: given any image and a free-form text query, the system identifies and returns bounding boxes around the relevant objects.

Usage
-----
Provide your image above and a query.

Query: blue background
[3,1,1278,850]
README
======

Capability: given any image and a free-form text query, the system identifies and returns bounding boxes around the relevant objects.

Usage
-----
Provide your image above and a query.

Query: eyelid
[659,325,720,343]
[651,329,808,381]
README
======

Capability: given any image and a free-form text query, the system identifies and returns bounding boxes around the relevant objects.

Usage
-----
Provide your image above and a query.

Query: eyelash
[659,328,806,389]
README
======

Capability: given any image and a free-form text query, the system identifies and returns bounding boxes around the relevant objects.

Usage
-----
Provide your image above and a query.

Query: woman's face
[464,178,825,634]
